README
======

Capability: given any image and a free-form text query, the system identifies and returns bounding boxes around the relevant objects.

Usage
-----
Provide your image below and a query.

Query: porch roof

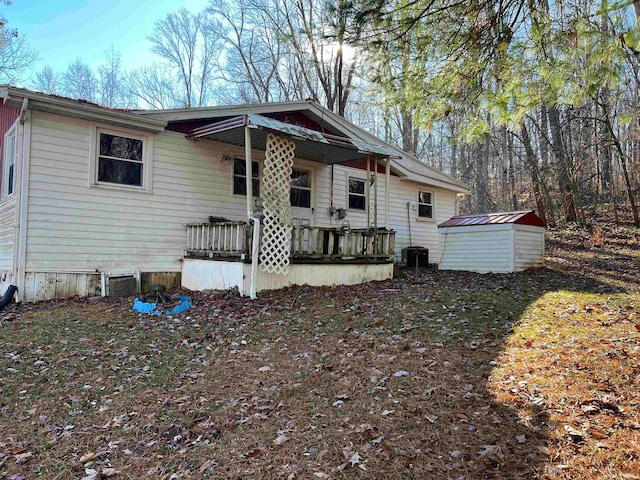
[185,113,400,165]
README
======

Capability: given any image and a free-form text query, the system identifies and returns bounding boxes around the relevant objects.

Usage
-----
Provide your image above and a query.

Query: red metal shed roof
[438,210,546,228]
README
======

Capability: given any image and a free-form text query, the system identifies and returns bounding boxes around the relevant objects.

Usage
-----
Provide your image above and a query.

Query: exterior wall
[23,110,459,300]
[0,105,20,295]
[0,104,21,190]
[22,272,100,303]
[0,196,16,272]
[182,259,393,295]
[27,110,458,275]
[438,224,514,273]
[514,225,545,270]
[249,262,393,293]
[314,164,457,262]
[182,259,245,292]
[26,110,253,275]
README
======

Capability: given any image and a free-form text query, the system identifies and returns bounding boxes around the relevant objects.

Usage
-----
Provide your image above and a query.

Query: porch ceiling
[185,113,400,165]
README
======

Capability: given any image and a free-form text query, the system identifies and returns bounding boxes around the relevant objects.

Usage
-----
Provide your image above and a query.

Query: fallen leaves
[79,452,97,464]
[13,451,32,464]
[337,448,366,472]
[274,433,289,446]
[0,230,636,479]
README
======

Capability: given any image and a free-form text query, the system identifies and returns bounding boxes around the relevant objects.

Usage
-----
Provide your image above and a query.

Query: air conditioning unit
[401,246,429,268]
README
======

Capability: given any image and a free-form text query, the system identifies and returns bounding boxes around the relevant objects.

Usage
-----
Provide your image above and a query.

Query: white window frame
[347,176,366,212]
[290,167,312,208]
[417,188,435,220]
[232,157,261,198]
[2,125,17,199]
[89,124,153,192]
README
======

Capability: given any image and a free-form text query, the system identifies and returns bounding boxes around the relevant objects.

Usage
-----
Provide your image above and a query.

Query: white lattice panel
[259,133,296,275]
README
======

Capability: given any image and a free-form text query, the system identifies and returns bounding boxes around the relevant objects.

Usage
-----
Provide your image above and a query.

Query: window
[348,177,366,210]
[3,127,16,198]
[233,158,260,197]
[97,132,144,187]
[290,169,311,208]
[418,190,433,219]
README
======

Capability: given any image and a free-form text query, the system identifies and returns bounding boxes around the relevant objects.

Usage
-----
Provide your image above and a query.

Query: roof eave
[0,86,167,133]
[137,100,316,122]
[140,98,469,193]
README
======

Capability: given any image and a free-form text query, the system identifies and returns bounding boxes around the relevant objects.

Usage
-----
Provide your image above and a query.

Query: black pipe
[0,285,17,310]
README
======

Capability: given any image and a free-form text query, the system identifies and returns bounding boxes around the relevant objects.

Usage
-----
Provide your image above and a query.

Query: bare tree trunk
[521,122,547,225]
[547,106,578,222]
[401,111,415,154]
[600,100,640,225]
[508,133,518,210]
[539,105,550,167]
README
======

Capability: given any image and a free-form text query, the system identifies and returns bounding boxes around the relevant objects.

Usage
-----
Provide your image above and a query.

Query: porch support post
[244,125,253,219]
[374,156,378,229]
[385,157,391,229]
[365,155,371,227]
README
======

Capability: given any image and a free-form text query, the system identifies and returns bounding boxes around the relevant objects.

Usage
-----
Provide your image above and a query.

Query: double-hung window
[417,190,434,219]
[97,131,144,187]
[290,169,311,208]
[348,177,366,211]
[233,158,260,197]
[2,126,16,198]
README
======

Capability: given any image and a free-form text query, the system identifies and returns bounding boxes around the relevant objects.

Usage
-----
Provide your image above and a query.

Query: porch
[180,112,400,297]
[185,222,396,263]
[182,222,396,295]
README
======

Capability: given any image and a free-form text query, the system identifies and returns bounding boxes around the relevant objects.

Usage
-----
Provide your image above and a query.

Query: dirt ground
[0,211,638,480]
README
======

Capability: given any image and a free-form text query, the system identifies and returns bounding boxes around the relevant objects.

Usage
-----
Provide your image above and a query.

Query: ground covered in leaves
[0,214,638,479]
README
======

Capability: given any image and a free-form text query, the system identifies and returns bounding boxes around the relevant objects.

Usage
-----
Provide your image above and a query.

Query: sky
[6,0,211,83]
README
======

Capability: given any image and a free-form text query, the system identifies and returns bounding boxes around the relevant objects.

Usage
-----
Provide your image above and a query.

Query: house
[438,210,546,273]
[0,86,469,302]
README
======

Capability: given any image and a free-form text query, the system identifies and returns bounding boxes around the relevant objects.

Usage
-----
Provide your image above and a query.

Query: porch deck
[185,222,395,263]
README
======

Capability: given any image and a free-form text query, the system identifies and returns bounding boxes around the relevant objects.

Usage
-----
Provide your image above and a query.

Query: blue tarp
[133,295,192,316]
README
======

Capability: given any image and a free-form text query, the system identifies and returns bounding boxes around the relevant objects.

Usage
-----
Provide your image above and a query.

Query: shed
[437,210,545,273]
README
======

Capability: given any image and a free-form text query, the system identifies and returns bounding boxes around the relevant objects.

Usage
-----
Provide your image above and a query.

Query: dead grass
[0,213,638,479]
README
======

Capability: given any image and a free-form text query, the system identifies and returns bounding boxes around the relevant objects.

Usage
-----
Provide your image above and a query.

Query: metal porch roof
[438,210,546,228]
[185,113,400,165]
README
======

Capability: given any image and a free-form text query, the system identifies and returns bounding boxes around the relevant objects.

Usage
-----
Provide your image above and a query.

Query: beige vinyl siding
[439,225,513,273]
[26,111,459,273]
[514,225,545,270]
[313,164,456,261]
[26,111,253,273]
[0,196,16,271]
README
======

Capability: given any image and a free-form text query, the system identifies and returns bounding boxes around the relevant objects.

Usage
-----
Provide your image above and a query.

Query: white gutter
[15,98,29,302]
[0,86,167,133]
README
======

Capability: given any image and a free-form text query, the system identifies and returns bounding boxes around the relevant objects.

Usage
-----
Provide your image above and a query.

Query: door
[290,168,314,253]
[290,168,313,226]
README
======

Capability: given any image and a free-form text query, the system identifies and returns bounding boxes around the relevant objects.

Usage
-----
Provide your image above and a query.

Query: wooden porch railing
[185,221,251,258]
[186,222,395,262]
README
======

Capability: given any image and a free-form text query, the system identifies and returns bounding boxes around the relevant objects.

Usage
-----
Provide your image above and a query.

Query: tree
[353,0,639,223]
[0,10,37,83]
[63,58,97,101]
[99,45,134,108]
[126,64,183,109]
[205,0,367,116]
[33,65,61,94]
[147,7,222,107]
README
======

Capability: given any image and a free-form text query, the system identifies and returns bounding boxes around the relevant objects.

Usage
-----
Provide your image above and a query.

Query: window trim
[89,124,153,193]
[347,175,367,212]
[2,124,17,199]
[416,188,435,221]
[232,157,261,198]
[290,167,312,209]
